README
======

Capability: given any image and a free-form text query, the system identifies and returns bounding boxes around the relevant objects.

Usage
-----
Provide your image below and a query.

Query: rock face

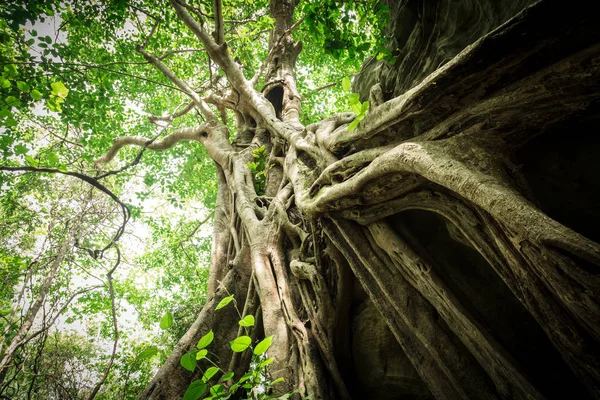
[347,1,600,399]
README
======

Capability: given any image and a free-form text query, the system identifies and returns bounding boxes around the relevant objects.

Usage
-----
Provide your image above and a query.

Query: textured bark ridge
[104,0,600,399]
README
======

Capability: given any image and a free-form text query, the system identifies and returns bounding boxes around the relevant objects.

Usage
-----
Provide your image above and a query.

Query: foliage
[172,294,298,400]
[247,145,267,195]
[341,76,370,131]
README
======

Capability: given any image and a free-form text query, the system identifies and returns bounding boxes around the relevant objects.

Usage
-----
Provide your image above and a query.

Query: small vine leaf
[196,349,208,360]
[182,380,207,400]
[215,294,234,310]
[202,366,220,382]
[239,372,253,383]
[210,384,224,396]
[197,330,214,349]
[180,353,196,372]
[260,357,274,368]
[221,371,234,381]
[230,335,252,352]
[238,315,255,327]
[253,336,273,356]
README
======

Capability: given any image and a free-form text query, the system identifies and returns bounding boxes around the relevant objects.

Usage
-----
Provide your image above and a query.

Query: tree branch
[137,48,219,123]
[213,0,224,45]
[94,125,208,165]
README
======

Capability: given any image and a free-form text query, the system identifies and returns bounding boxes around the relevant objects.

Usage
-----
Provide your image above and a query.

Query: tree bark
[95,0,600,398]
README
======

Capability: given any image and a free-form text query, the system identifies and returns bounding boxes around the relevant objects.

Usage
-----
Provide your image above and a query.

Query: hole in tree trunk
[265,86,284,120]
[386,210,591,399]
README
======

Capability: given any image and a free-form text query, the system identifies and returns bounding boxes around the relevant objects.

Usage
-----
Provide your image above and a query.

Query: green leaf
[14,144,28,155]
[221,372,234,381]
[16,81,30,92]
[197,330,214,349]
[196,349,208,360]
[159,311,174,330]
[183,380,207,400]
[253,336,273,355]
[50,81,69,99]
[47,152,59,164]
[3,117,17,127]
[215,294,234,310]
[209,384,224,396]
[238,315,255,327]
[5,96,19,107]
[260,358,274,368]
[0,77,11,89]
[358,42,370,52]
[271,377,285,384]
[230,336,251,352]
[341,77,351,93]
[239,372,253,383]
[351,102,362,115]
[138,346,158,360]
[25,155,38,167]
[30,89,42,100]
[348,118,360,132]
[361,101,370,113]
[180,353,196,372]
[202,366,220,382]
[47,99,61,113]
[4,64,18,77]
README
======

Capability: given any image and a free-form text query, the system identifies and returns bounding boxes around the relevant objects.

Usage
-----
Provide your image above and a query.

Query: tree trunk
[125,1,600,398]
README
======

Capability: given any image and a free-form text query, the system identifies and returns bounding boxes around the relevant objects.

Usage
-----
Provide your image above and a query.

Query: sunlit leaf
[50,81,69,99]
[253,336,273,355]
[138,346,158,360]
[230,336,251,352]
[202,366,220,382]
[195,349,208,360]
[238,315,255,327]
[183,380,206,400]
[197,330,214,349]
[342,77,351,93]
[180,353,196,372]
[160,311,174,330]
[215,294,234,310]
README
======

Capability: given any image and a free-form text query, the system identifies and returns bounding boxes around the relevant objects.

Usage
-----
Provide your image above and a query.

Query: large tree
[1,0,600,399]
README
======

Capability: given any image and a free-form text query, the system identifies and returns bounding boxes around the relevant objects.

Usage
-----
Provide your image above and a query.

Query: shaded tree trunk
[118,1,600,398]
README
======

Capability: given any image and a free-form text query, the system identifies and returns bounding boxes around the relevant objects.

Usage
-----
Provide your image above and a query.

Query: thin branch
[0,61,184,93]
[87,248,121,400]
[213,0,224,45]
[137,47,219,123]
[94,124,208,165]
[0,166,129,255]
[139,19,160,50]
[176,212,214,248]
[148,101,195,123]
[22,286,103,346]
[95,123,172,180]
